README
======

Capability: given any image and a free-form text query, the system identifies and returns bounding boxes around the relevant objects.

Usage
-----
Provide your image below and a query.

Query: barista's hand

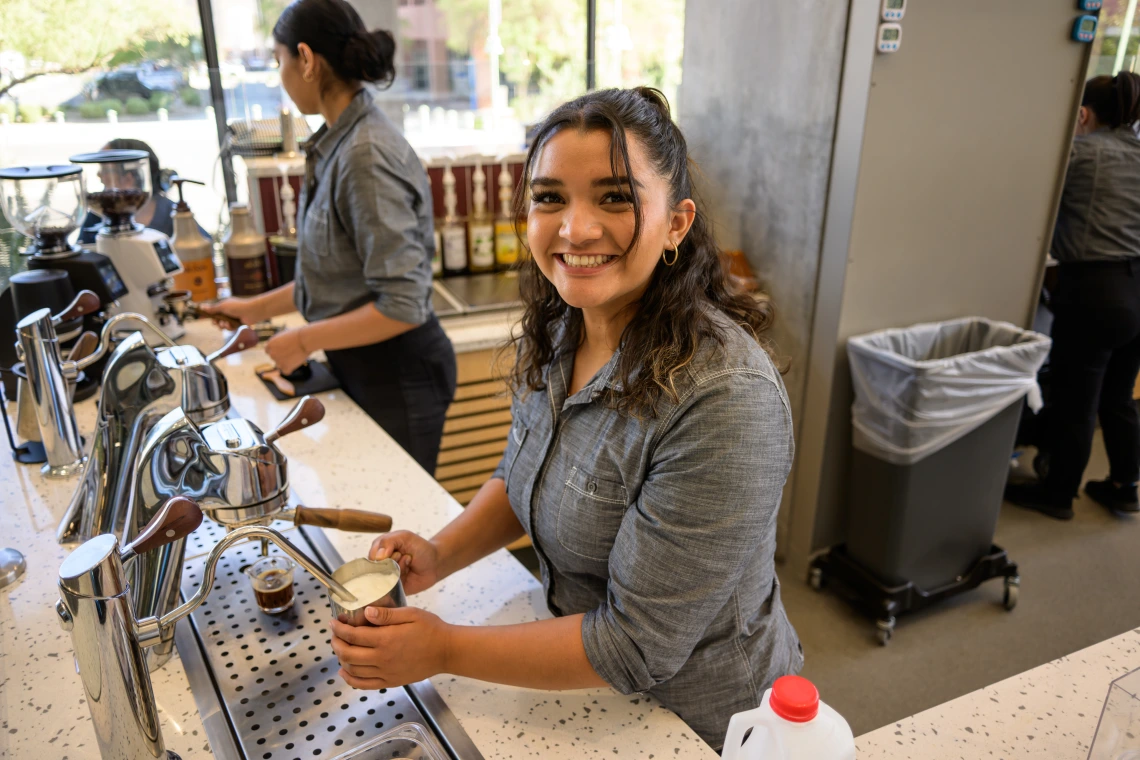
[200,297,260,327]
[264,328,310,375]
[330,606,453,689]
[369,531,442,595]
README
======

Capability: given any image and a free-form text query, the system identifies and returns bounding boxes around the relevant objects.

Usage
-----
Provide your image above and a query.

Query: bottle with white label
[424,160,442,278]
[467,161,495,273]
[494,160,520,270]
[440,161,467,276]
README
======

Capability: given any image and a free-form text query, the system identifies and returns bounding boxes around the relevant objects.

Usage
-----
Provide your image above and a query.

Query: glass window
[592,0,686,115]
[395,0,587,154]
[0,0,223,246]
[1089,0,1140,77]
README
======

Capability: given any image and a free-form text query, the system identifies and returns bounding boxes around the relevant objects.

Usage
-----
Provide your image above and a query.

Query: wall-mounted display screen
[882,28,900,41]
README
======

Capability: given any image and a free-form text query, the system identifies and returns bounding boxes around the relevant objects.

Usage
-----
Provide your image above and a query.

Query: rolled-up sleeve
[335,144,432,325]
[580,371,794,693]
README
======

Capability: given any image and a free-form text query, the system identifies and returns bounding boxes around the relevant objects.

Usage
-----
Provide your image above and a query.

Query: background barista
[206,0,456,473]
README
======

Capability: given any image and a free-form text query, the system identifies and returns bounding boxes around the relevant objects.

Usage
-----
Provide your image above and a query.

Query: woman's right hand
[369,531,443,595]
[200,297,260,328]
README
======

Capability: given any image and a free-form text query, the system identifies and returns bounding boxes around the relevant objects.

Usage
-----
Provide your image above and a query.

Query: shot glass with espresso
[245,556,297,614]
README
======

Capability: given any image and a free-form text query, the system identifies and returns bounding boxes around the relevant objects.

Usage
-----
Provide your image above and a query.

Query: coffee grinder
[0,164,127,402]
[69,150,184,341]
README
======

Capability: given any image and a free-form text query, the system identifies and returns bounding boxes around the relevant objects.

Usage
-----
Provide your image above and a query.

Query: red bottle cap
[769,675,819,722]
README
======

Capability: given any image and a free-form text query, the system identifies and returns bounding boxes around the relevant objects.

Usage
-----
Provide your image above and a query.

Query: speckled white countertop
[856,627,1140,758]
[0,316,713,759]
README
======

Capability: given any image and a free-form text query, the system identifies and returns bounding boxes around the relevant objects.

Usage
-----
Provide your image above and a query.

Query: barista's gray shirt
[1053,126,1140,264]
[494,310,804,749]
[294,88,435,324]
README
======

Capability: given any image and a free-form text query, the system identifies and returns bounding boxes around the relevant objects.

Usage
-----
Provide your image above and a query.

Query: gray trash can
[846,317,1051,589]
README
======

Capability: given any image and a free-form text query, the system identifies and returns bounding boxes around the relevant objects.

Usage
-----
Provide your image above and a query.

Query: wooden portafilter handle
[67,331,99,362]
[206,325,259,362]
[292,506,393,533]
[120,496,204,562]
[265,395,324,444]
[196,306,242,330]
[52,290,100,325]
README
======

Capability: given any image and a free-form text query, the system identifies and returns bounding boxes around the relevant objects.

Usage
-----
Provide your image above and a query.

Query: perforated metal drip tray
[175,523,483,760]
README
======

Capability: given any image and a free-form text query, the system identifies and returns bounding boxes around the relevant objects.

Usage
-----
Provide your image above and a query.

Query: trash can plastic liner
[847,317,1051,465]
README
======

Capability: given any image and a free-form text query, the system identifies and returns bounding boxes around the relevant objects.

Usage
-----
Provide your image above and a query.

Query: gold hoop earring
[303,73,314,82]
[663,243,679,266]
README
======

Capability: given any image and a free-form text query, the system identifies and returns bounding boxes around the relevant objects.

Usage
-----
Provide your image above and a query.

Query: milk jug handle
[722,706,768,760]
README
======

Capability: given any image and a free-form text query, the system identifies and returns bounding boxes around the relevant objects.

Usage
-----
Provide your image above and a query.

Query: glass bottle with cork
[439,161,467,276]
[467,160,495,274]
[493,160,520,271]
[169,176,217,301]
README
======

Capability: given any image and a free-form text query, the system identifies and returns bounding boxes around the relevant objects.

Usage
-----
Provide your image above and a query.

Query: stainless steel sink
[175,522,483,760]
[433,273,520,318]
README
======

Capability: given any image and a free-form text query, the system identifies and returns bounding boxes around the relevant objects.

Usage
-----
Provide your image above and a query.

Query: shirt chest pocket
[557,466,628,563]
[302,205,333,259]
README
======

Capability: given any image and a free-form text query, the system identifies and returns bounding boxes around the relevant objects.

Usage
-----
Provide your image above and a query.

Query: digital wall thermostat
[877,23,903,53]
[881,0,906,21]
[1073,14,1098,43]
[1078,0,1103,11]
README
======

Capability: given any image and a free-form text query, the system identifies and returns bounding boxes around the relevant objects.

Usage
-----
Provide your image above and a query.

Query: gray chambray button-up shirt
[294,87,435,324]
[1053,126,1140,264]
[494,310,804,749]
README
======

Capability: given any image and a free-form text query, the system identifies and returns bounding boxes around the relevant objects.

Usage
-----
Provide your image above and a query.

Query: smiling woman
[509,86,779,415]
[331,87,802,753]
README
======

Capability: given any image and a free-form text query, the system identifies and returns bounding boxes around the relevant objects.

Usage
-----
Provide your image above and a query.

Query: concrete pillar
[677,0,850,555]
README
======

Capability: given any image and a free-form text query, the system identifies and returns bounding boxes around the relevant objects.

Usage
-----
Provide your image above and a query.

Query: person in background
[1006,72,1140,520]
[77,138,210,243]
[203,0,456,474]
[326,87,803,751]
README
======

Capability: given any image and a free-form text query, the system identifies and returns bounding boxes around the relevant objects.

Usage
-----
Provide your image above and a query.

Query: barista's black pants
[1040,259,1140,498]
[324,316,457,474]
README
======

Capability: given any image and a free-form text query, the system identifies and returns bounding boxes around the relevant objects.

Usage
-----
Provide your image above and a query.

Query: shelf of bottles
[427,154,527,279]
[240,153,527,288]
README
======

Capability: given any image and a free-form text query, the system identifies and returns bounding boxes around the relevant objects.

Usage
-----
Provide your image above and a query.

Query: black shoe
[1004,482,1074,520]
[1084,479,1140,516]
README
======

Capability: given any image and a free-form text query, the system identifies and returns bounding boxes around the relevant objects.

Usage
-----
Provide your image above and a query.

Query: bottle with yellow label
[169,176,217,301]
[494,160,520,270]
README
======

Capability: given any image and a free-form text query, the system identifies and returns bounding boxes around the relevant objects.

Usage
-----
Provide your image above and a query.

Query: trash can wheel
[876,616,896,646]
[1003,576,1020,611]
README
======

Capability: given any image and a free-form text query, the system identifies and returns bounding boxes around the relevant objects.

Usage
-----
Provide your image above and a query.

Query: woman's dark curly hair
[505,86,778,417]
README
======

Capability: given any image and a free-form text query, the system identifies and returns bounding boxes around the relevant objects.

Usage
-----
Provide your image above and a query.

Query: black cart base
[809,543,1019,645]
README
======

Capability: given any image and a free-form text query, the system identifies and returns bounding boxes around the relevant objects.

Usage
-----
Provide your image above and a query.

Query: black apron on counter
[324,316,457,474]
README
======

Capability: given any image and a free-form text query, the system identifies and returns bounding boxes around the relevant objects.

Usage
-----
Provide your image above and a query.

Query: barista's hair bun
[274,0,398,88]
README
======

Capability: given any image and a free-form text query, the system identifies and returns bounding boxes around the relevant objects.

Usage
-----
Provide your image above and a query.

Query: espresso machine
[120,396,392,670]
[68,150,184,341]
[56,321,258,547]
[55,496,356,760]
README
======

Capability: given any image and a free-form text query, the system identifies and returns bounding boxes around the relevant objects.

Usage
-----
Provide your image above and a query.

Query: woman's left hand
[329,606,453,690]
[265,328,310,374]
